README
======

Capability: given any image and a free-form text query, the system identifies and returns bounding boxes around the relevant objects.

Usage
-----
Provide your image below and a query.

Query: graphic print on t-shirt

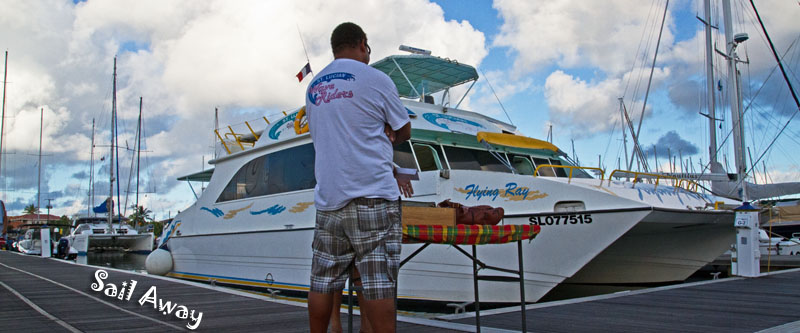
[307,72,356,105]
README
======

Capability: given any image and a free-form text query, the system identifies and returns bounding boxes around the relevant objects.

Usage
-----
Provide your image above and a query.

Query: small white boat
[775,233,800,256]
[67,216,154,255]
[16,228,44,255]
[758,229,784,256]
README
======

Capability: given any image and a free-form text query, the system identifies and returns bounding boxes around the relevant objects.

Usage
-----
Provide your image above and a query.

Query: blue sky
[0,0,798,219]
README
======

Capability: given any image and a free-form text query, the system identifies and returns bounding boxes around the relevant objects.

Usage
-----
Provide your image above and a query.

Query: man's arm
[384,122,411,146]
[393,122,411,145]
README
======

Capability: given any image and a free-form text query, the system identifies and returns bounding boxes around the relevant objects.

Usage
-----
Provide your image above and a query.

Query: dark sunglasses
[365,41,371,55]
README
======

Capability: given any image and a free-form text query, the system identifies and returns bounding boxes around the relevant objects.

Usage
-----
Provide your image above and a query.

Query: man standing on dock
[305,22,411,333]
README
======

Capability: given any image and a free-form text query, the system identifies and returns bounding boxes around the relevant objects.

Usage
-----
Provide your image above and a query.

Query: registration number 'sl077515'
[529,214,593,225]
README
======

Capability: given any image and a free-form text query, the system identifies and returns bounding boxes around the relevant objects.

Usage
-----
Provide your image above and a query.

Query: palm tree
[128,205,152,229]
[23,204,38,215]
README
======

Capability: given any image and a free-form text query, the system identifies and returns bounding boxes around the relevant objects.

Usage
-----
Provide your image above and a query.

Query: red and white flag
[296,62,312,82]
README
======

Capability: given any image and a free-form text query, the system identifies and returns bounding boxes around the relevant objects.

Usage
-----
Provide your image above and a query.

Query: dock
[0,251,472,332]
[442,268,800,332]
[4,250,800,332]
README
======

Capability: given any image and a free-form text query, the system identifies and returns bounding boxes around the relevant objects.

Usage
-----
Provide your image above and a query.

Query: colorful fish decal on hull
[223,203,254,219]
[200,207,223,217]
[250,205,286,216]
[289,202,314,213]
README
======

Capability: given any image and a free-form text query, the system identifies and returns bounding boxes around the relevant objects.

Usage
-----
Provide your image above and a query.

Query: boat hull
[166,208,648,304]
[563,208,735,286]
[70,233,154,254]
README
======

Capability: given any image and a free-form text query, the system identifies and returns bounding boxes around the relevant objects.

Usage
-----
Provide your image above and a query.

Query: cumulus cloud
[543,66,669,136]
[493,0,675,76]
[668,79,702,113]
[0,0,487,216]
[644,130,699,160]
[463,69,534,118]
[492,0,678,136]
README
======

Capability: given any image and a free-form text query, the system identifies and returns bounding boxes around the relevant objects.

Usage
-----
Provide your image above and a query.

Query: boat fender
[145,248,173,276]
[294,106,309,134]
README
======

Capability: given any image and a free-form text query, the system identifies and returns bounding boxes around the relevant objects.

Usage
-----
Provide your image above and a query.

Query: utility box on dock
[40,227,51,258]
[732,202,760,277]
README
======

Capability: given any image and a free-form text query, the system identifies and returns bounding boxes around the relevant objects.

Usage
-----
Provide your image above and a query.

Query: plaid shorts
[310,198,401,300]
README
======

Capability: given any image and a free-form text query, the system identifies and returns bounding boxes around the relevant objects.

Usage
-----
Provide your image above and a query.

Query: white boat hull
[564,208,735,285]
[166,206,649,304]
[17,239,42,255]
[70,233,154,254]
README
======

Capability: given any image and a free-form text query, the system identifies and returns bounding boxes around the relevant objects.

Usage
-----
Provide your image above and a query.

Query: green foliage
[152,221,164,236]
[54,215,72,226]
[23,204,39,215]
[128,205,152,229]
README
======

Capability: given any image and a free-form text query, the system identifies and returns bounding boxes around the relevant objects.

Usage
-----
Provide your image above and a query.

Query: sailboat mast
[722,0,748,200]
[109,58,116,230]
[0,51,7,186]
[619,98,629,171]
[214,107,219,159]
[37,108,43,223]
[703,0,717,163]
[136,97,142,210]
[89,118,95,217]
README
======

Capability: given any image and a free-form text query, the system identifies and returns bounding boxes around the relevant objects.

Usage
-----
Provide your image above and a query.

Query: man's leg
[359,298,395,333]
[329,291,343,333]
[351,269,373,333]
[309,291,335,333]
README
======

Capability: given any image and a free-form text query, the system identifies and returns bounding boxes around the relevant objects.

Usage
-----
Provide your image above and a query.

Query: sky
[0,0,798,219]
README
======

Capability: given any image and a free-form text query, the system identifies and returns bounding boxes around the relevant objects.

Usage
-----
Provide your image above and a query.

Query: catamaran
[146,50,738,306]
[67,215,153,255]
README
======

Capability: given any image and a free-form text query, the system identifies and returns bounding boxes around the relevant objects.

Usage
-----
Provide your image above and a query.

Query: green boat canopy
[371,55,478,99]
[177,168,214,182]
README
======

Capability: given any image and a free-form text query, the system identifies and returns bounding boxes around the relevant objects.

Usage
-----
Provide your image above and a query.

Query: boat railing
[534,165,605,185]
[215,111,291,155]
[676,179,700,192]
[607,169,699,192]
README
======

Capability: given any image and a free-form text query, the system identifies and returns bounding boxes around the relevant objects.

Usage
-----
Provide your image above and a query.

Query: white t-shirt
[306,58,410,211]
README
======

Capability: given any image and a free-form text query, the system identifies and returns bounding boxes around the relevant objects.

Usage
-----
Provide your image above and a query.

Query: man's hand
[396,178,414,198]
[384,122,411,145]
[384,124,396,144]
[393,167,414,198]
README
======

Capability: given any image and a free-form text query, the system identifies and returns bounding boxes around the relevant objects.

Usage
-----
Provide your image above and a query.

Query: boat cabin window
[413,143,443,171]
[393,143,417,170]
[217,143,316,202]
[511,155,535,175]
[532,158,555,176]
[443,146,511,173]
[75,224,90,234]
[548,159,568,177]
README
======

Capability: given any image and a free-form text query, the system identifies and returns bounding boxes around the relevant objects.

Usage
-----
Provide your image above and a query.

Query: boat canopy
[371,55,478,99]
[410,129,563,158]
[177,168,214,182]
[476,132,559,153]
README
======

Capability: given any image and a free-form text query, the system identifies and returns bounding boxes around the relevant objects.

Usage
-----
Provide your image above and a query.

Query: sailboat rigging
[0,51,7,191]
[618,0,800,201]
[67,57,153,255]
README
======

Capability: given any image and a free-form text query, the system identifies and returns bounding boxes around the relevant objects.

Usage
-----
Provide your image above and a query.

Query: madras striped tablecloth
[402,224,540,245]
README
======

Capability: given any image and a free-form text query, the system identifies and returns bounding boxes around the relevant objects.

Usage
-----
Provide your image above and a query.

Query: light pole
[45,198,53,233]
